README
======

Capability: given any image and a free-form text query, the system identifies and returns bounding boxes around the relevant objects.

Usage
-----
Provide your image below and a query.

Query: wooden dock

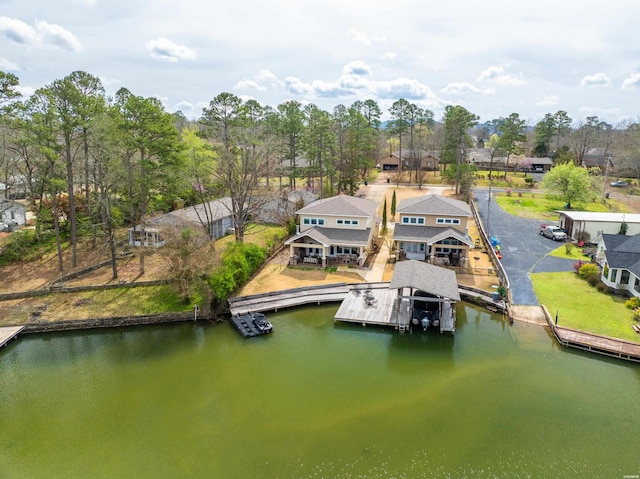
[228,283,355,316]
[543,307,640,362]
[333,285,401,328]
[0,326,24,348]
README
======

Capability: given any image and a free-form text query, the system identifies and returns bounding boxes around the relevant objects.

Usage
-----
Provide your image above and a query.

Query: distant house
[284,195,378,267]
[128,197,234,247]
[558,211,640,241]
[0,199,27,230]
[392,195,474,265]
[595,233,640,297]
[470,149,553,172]
[378,149,440,171]
[258,190,318,225]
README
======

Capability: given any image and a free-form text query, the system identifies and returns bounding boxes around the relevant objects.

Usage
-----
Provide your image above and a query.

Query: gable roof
[392,149,439,160]
[131,197,233,232]
[602,233,640,277]
[397,195,471,217]
[284,226,371,247]
[296,195,378,218]
[390,260,460,301]
[392,225,473,245]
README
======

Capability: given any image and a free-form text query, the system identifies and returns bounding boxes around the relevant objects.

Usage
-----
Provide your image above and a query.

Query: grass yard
[531,271,639,342]
[548,244,593,260]
[494,193,631,221]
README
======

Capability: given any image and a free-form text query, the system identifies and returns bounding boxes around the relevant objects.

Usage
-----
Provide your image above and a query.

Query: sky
[2,0,640,127]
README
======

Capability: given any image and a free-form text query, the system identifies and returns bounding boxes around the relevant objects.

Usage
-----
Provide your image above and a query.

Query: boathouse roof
[390,260,460,301]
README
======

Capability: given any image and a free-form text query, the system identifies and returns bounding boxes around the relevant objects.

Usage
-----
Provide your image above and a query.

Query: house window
[303,217,325,226]
[401,216,425,225]
[635,278,640,293]
[621,270,630,285]
[436,217,461,225]
[336,219,359,226]
[611,269,617,282]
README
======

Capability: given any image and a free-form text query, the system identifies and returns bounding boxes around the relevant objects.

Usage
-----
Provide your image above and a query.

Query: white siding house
[285,195,378,267]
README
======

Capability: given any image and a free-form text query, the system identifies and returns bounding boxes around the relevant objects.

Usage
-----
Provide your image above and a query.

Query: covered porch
[393,226,473,267]
[284,227,372,267]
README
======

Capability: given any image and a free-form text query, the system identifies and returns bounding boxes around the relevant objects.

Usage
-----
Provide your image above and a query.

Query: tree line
[2,69,640,277]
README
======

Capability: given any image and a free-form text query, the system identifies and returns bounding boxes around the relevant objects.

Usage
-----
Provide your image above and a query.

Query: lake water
[1,304,639,478]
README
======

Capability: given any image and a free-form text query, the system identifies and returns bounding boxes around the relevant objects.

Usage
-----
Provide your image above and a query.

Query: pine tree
[391,190,397,221]
[381,197,388,234]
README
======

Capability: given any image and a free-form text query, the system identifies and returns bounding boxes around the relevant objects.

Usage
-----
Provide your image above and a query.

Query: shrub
[575,231,591,244]
[587,275,600,286]
[506,189,512,197]
[578,263,600,280]
[624,297,640,310]
[524,177,534,185]
[634,309,640,321]
[596,282,608,292]
[565,243,575,255]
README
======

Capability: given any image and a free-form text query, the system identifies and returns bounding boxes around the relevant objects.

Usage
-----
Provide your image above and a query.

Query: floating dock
[229,313,273,338]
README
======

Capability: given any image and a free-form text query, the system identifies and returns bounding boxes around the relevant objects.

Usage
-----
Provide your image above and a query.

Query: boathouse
[334,260,460,334]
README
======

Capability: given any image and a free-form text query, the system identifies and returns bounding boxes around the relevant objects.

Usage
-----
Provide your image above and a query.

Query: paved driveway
[473,188,575,305]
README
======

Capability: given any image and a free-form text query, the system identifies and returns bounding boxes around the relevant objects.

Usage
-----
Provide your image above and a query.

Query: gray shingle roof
[296,195,378,218]
[397,195,471,217]
[602,233,640,277]
[392,225,473,245]
[390,260,460,301]
[285,227,371,247]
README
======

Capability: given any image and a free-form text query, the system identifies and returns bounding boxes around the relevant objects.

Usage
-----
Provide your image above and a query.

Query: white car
[539,225,567,241]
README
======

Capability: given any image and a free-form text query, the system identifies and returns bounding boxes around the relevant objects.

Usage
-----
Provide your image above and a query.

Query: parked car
[610,180,628,187]
[539,224,567,241]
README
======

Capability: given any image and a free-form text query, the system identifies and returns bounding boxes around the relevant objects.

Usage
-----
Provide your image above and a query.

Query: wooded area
[2,69,640,283]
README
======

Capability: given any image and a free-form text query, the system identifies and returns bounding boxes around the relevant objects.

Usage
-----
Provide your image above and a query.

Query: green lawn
[494,193,631,221]
[548,244,592,260]
[531,271,639,342]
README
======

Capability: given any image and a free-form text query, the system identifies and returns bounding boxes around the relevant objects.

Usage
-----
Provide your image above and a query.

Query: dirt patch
[237,249,365,296]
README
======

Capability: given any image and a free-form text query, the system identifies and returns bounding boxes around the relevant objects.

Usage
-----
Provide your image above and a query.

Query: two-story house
[392,195,473,265]
[285,195,378,267]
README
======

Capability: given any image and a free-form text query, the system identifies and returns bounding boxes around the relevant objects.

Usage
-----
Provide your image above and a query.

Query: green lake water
[0,304,639,478]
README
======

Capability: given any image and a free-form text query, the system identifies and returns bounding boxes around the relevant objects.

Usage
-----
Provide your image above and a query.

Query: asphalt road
[473,188,576,305]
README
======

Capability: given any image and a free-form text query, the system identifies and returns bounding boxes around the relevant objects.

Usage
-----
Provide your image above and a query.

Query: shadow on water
[5,322,212,366]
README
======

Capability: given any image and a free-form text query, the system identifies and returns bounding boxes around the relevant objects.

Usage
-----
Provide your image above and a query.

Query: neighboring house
[581,148,609,169]
[284,195,378,267]
[595,233,640,297]
[378,149,440,171]
[392,195,474,265]
[0,199,27,230]
[470,149,553,172]
[258,190,318,225]
[128,197,234,247]
[558,211,640,241]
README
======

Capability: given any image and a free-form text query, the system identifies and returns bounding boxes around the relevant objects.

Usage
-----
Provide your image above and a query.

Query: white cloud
[234,80,267,91]
[146,38,197,63]
[478,65,526,86]
[0,16,81,52]
[537,95,560,106]
[381,52,397,62]
[99,76,121,88]
[621,73,640,90]
[0,57,20,71]
[16,86,35,97]
[343,60,372,76]
[35,21,82,52]
[347,28,371,46]
[580,72,610,87]
[255,69,277,82]
[441,82,487,95]
[74,0,97,6]
[284,77,315,96]
[373,78,435,100]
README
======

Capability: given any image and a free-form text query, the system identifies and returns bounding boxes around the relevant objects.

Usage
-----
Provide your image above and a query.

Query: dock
[228,283,354,316]
[333,285,401,328]
[229,313,273,338]
[0,326,24,348]
[543,307,640,362]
